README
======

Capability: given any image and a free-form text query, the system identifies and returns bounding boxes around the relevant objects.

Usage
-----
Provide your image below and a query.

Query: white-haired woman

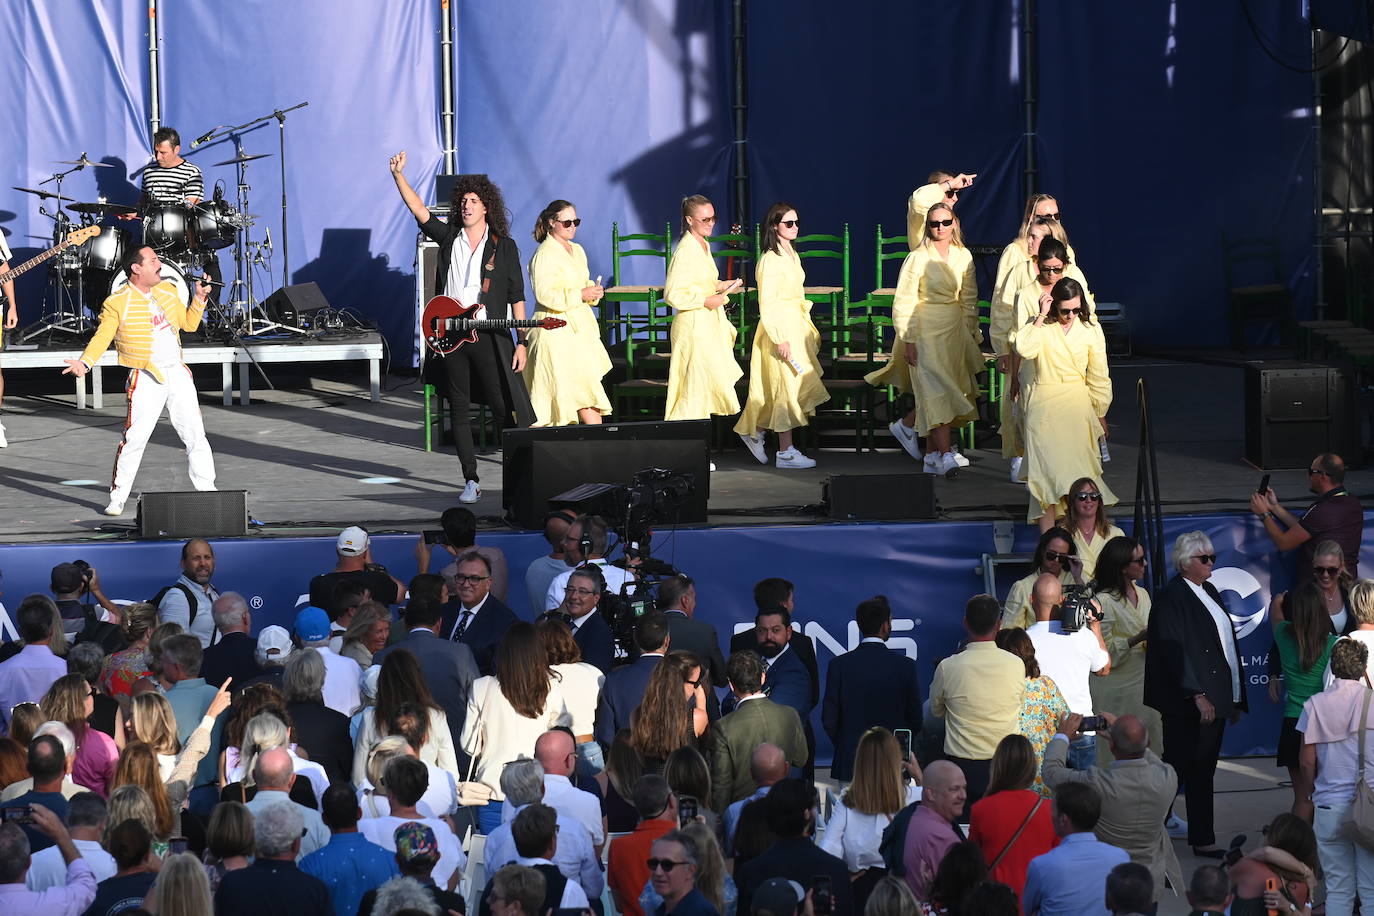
[1143,531,1247,858]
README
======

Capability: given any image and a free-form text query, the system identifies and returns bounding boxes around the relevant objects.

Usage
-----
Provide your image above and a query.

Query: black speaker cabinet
[263,282,330,324]
[1244,361,1356,469]
[824,473,936,521]
[138,490,248,539]
[502,421,711,529]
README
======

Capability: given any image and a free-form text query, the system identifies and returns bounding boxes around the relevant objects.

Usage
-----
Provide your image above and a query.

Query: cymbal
[211,152,272,167]
[12,186,75,201]
[55,156,114,168]
[68,201,138,216]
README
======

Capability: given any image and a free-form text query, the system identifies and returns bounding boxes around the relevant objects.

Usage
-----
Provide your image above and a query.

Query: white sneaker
[102,499,126,516]
[888,420,922,461]
[459,480,481,504]
[1165,814,1189,839]
[0,420,7,447]
[739,432,768,464]
[775,447,816,470]
[1010,455,1025,484]
[950,447,970,468]
[940,451,961,478]
[922,453,942,475]
[709,461,717,472]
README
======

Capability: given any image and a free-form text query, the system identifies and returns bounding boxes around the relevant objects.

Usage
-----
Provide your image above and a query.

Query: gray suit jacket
[708,697,806,813]
[374,629,480,740]
[1041,737,1183,897]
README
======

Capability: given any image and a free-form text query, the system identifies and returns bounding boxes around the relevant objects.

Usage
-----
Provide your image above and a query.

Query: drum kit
[17,146,292,344]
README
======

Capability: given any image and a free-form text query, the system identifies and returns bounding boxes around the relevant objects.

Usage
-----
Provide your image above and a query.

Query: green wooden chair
[604,221,672,352]
[794,224,850,361]
[705,229,757,358]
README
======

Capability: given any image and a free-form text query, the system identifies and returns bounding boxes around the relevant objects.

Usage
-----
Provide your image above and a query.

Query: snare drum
[190,200,237,250]
[81,226,130,272]
[108,260,190,306]
[143,205,197,255]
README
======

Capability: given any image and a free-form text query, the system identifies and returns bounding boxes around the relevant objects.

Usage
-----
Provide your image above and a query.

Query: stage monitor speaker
[417,240,440,369]
[502,420,711,529]
[263,282,330,325]
[824,474,936,521]
[1244,361,1356,469]
[138,490,248,539]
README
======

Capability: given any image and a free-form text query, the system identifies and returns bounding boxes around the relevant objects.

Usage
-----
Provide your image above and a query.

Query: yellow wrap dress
[525,237,612,426]
[664,234,742,420]
[734,247,828,435]
[1090,585,1164,761]
[1074,524,1125,578]
[864,241,981,435]
[1011,317,1116,523]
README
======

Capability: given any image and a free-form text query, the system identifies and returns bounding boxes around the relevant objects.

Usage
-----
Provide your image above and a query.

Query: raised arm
[389,151,431,223]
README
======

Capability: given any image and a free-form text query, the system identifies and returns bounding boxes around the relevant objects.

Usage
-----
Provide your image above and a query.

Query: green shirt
[1275,620,1338,718]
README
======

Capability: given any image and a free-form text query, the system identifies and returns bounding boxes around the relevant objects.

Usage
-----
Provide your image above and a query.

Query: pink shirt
[71,726,120,798]
[903,803,960,902]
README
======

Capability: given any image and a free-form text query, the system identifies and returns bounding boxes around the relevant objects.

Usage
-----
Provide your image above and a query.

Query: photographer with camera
[50,562,120,643]
[308,526,406,615]
[544,515,635,614]
[1026,574,1110,770]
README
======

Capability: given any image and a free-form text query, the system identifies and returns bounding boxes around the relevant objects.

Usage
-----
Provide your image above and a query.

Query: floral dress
[101,645,152,697]
[1017,675,1069,797]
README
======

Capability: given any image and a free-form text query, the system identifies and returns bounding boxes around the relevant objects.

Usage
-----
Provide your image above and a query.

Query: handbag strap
[463,680,494,785]
[1358,688,1373,781]
[990,796,1044,871]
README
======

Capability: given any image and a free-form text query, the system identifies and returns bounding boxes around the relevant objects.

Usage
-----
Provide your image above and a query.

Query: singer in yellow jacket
[525,201,612,426]
[664,195,742,421]
[735,203,828,469]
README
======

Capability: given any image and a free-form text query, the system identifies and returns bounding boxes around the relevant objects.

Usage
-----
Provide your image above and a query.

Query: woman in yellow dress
[1011,277,1116,529]
[1001,526,1083,631]
[735,202,829,470]
[664,195,743,423]
[864,201,981,478]
[1062,476,1125,570]
[1089,536,1163,762]
[525,199,612,426]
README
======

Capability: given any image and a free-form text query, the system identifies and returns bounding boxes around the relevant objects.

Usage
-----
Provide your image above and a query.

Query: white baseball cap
[337,526,369,557]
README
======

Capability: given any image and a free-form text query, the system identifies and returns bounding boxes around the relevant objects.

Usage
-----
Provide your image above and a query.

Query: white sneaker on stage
[102,499,126,517]
[459,480,481,504]
[710,462,717,472]
[940,451,961,478]
[922,453,942,475]
[1165,814,1189,839]
[0,420,7,447]
[775,447,816,470]
[950,447,970,468]
[888,420,922,461]
[739,432,768,464]
[1010,455,1024,484]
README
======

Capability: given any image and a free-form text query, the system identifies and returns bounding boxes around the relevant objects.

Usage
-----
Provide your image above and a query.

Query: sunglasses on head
[928,218,954,228]
[1074,491,1101,502]
[780,219,800,228]
[556,218,582,228]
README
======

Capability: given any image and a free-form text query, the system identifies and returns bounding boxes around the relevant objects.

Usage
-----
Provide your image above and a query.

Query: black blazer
[573,609,616,675]
[1144,574,1249,720]
[736,836,855,916]
[440,594,520,676]
[285,700,354,787]
[730,628,820,707]
[595,653,661,746]
[201,631,260,690]
[821,641,924,782]
[664,610,727,719]
[373,629,480,739]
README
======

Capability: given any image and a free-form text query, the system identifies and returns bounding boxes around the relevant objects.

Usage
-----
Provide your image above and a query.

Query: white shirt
[26,838,116,891]
[313,645,363,715]
[820,783,922,871]
[329,623,347,655]
[139,288,183,368]
[358,814,466,889]
[552,662,605,736]
[357,761,456,819]
[514,856,591,909]
[1333,608,1351,635]
[225,746,330,807]
[1027,621,1109,716]
[449,225,489,318]
[446,593,490,641]
[545,561,636,613]
[1184,579,1242,702]
[501,773,605,845]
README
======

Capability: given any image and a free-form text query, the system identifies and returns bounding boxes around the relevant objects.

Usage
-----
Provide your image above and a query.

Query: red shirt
[607,818,676,916]
[967,789,1059,908]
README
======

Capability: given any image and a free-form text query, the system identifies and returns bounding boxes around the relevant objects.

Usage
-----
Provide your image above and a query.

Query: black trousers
[946,754,991,820]
[442,333,511,482]
[1161,713,1226,847]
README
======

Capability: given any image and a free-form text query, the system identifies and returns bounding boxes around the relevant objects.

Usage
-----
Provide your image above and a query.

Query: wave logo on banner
[1210,565,1269,639]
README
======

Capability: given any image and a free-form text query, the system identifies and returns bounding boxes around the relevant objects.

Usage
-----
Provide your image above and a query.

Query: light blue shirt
[300,831,399,916]
[1022,832,1129,916]
[245,792,331,859]
[723,785,769,854]
[157,573,219,647]
[0,644,66,731]
[484,802,604,900]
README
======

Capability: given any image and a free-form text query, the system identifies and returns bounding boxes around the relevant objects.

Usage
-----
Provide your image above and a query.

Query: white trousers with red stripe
[110,365,216,504]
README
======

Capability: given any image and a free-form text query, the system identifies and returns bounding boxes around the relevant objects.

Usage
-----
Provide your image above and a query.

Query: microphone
[190,127,220,149]
[263,227,273,252]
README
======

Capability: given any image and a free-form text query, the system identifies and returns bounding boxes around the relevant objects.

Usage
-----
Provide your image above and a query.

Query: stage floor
[0,354,1368,543]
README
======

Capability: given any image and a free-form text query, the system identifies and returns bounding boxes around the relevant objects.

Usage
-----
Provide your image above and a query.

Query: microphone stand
[196,276,275,391]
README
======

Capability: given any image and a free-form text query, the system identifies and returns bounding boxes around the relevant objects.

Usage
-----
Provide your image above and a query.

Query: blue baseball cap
[294,605,332,643]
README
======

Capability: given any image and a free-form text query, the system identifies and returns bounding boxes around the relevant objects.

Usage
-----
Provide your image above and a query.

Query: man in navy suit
[441,552,519,676]
[821,596,923,782]
[561,566,616,674]
[656,574,727,721]
[374,597,480,741]
[729,578,820,709]
[737,606,815,782]
[595,612,669,746]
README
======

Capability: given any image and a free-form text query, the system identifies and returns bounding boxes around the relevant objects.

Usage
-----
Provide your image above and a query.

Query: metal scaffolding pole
[1312,28,1326,319]
[148,0,162,135]
[439,0,457,174]
[731,0,749,227]
[1022,0,1038,198]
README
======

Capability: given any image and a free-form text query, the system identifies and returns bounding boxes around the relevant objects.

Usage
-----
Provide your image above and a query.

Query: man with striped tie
[440,551,517,676]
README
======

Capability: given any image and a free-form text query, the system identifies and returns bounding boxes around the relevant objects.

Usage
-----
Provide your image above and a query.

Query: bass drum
[108,260,190,305]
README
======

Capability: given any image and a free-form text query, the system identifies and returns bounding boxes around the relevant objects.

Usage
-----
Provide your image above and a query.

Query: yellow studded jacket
[79,280,205,384]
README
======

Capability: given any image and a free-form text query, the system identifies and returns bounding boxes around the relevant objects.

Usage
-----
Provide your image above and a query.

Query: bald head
[924,760,962,793]
[255,747,295,790]
[534,730,575,777]
[749,743,787,787]
[1109,715,1149,759]
[1031,573,1063,621]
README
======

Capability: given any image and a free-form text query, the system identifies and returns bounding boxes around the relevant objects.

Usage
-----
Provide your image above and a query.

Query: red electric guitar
[421,295,566,356]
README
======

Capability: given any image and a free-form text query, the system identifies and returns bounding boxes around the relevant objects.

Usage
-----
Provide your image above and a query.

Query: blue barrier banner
[3,510,1366,761]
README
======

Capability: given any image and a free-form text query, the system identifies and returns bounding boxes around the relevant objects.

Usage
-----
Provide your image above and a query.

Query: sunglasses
[928,218,954,228]
[556,218,582,228]
[1192,554,1217,565]
[1036,213,1062,222]
[780,219,800,228]
[647,858,690,873]
[1315,566,1341,577]
[694,215,717,224]
[1044,550,1069,562]
[1074,492,1102,501]
[1042,265,1066,275]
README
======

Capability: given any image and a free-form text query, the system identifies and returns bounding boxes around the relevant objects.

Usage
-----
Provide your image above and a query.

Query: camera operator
[308,526,407,615]
[1026,574,1110,770]
[544,516,635,613]
[50,562,120,642]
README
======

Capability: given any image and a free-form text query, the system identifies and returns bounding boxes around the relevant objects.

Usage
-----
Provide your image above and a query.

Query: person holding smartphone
[665,196,744,428]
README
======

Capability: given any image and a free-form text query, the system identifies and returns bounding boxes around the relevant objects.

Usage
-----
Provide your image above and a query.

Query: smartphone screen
[678,795,698,828]
[894,729,913,761]
[811,875,833,916]
[1257,474,1270,496]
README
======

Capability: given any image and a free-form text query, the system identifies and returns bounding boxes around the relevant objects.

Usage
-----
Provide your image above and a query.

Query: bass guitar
[0,226,102,303]
[422,295,566,356]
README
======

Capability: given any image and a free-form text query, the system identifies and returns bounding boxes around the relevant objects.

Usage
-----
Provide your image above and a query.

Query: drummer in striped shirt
[142,127,204,206]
